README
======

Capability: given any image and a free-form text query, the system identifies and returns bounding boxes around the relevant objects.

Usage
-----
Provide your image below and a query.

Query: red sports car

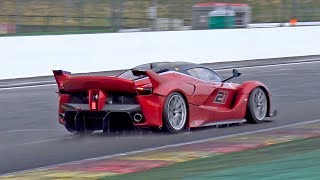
[53,62,276,133]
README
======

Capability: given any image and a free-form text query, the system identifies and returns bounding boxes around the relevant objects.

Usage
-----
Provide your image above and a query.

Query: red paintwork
[134,70,270,128]
[53,69,271,129]
[61,76,136,94]
[135,95,165,127]
[58,94,69,124]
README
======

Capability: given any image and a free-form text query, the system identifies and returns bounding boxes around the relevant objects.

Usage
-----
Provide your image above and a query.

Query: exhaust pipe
[133,113,143,123]
[59,113,65,119]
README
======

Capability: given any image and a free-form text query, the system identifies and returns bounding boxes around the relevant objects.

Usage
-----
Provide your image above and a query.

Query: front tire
[163,92,187,133]
[246,87,268,124]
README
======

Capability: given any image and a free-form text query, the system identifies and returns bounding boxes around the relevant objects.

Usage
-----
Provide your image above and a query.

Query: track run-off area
[1,59,320,175]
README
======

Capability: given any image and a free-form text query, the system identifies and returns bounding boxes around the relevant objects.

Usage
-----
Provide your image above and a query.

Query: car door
[186,67,239,122]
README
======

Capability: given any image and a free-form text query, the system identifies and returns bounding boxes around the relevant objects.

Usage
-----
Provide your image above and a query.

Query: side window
[187,68,222,82]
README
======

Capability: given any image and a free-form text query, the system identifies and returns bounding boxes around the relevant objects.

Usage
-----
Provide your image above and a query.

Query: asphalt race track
[1,59,320,174]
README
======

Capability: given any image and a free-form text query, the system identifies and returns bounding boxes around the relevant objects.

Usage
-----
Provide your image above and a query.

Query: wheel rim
[167,94,187,130]
[253,89,267,121]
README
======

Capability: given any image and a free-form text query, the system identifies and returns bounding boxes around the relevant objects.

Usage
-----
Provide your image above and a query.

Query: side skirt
[200,119,247,127]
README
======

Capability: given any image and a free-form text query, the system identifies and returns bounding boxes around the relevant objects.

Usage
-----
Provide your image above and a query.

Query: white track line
[0,137,72,151]
[3,118,320,176]
[294,98,320,104]
[0,81,54,87]
[215,58,320,71]
[0,129,64,135]
[0,84,55,91]
[20,137,73,146]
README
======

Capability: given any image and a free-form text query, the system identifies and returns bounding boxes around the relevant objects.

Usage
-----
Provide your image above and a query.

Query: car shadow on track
[66,120,274,139]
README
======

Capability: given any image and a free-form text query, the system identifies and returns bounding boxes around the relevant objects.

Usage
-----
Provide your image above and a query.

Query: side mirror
[222,69,241,82]
[233,69,241,77]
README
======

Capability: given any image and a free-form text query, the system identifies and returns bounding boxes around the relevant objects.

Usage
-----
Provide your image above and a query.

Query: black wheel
[163,92,187,133]
[246,87,268,124]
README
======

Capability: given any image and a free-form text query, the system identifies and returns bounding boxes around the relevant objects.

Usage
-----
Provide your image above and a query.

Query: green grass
[102,137,320,180]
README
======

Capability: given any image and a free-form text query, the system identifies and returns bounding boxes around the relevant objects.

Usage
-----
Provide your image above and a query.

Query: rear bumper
[60,104,143,132]
[61,103,141,112]
[58,94,166,133]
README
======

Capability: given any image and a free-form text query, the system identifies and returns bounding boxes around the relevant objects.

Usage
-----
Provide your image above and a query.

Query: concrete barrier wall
[1,26,320,79]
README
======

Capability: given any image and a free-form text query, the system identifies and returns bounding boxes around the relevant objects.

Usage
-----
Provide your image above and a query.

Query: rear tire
[246,87,268,124]
[163,92,187,133]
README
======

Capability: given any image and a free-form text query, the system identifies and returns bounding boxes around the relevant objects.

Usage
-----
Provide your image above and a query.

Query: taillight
[136,87,153,95]
[91,101,97,110]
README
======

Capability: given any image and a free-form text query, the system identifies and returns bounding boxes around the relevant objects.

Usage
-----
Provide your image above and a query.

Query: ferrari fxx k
[53,62,276,133]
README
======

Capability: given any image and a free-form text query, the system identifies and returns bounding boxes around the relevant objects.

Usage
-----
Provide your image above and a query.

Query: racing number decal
[214,91,228,104]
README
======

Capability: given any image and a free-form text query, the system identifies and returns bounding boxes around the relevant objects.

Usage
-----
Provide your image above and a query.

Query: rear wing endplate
[52,70,71,89]
[131,69,164,88]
